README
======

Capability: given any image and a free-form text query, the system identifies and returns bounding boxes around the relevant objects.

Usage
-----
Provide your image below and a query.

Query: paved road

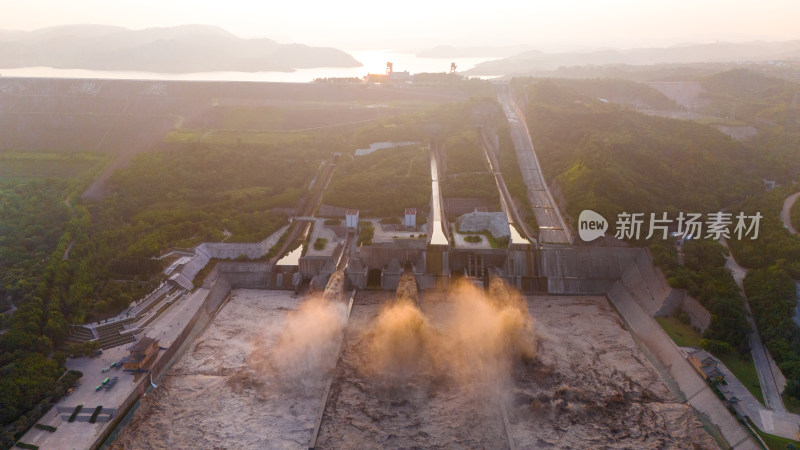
[497,86,571,245]
[782,191,800,236]
[781,193,800,333]
[721,238,787,413]
[712,348,800,440]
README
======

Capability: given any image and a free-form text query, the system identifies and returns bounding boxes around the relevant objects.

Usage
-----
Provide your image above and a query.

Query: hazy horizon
[4,0,800,52]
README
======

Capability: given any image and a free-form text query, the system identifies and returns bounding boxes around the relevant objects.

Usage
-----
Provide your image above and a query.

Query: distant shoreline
[0,52,496,83]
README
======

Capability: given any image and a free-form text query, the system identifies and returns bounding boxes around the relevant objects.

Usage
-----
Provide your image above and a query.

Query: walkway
[721,238,788,414]
[711,348,800,440]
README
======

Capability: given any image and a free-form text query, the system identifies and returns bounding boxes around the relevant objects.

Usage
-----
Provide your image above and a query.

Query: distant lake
[0,51,498,82]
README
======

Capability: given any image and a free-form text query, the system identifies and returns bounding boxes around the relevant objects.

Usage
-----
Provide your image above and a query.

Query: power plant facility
[8,76,774,450]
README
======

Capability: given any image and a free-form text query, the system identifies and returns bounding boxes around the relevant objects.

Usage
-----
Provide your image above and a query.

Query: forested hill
[515,77,800,407]
[699,69,800,182]
[0,24,361,72]
[517,79,762,224]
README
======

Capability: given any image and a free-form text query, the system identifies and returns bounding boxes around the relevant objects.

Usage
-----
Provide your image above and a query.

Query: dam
[11,78,757,449]
[94,145,752,449]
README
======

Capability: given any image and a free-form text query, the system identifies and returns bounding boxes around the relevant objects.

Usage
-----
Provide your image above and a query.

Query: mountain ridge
[0,24,361,73]
[467,40,800,75]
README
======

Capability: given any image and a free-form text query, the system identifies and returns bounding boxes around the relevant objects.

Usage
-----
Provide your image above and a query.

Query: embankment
[94,262,271,449]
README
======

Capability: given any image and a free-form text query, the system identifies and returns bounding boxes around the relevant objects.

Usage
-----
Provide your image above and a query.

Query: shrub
[89,406,102,424]
[313,238,327,251]
[34,423,57,432]
[67,405,82,423]
[699,339,733,355]
[464,235,482,243]
[357,223,374,246]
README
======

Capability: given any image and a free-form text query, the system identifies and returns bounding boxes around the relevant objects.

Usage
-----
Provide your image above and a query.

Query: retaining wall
[92,275,235,449]
[197,224,288,260]
[606,280,756,449]
[607,249,712,332]
[171,225,288,291]
[657,289,713,332]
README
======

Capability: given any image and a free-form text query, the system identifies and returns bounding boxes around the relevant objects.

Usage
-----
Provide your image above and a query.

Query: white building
[346,210,359,230]
[405,208,416,229]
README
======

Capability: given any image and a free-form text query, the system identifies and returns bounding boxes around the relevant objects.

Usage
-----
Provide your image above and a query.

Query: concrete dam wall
[606,249,711,332]
[604,262,753,448]
[539,246,639,295]
[529,246,710,332]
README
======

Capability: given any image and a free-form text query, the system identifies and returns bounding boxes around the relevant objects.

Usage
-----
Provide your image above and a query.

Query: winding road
[780,191,800,338]
[782,191,800,236]
[720,238,800,441]
[722,238,787,412]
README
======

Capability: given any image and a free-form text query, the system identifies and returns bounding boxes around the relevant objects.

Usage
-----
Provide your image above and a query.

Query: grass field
[221,106,286,129]
[324,145,431,217]
[656,316,701,347]
[785,393,800,415]
[656,316,765,404]
[184,104,391,132]
[165,129,312,146]
[441,173,501,206]
[748,417,800,449]
[0,152,109,182]
[717,352,765,405]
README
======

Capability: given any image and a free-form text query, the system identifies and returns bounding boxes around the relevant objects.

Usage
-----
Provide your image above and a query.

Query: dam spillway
[109,283,717,448]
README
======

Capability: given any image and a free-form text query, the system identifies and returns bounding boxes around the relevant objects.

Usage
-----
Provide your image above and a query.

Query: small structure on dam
[122,336,159,371]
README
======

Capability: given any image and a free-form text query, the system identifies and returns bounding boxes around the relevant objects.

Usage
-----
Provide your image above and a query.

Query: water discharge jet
[434,276,537,390]
[258,269,352,393]
[365,270,434,382]
[322,269,346,304]
[360,271,539,387]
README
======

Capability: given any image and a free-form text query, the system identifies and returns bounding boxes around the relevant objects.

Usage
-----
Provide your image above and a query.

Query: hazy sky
[3,0,800,51]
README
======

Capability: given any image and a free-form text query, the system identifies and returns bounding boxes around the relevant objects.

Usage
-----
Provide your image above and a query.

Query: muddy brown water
[112,289,716,449]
